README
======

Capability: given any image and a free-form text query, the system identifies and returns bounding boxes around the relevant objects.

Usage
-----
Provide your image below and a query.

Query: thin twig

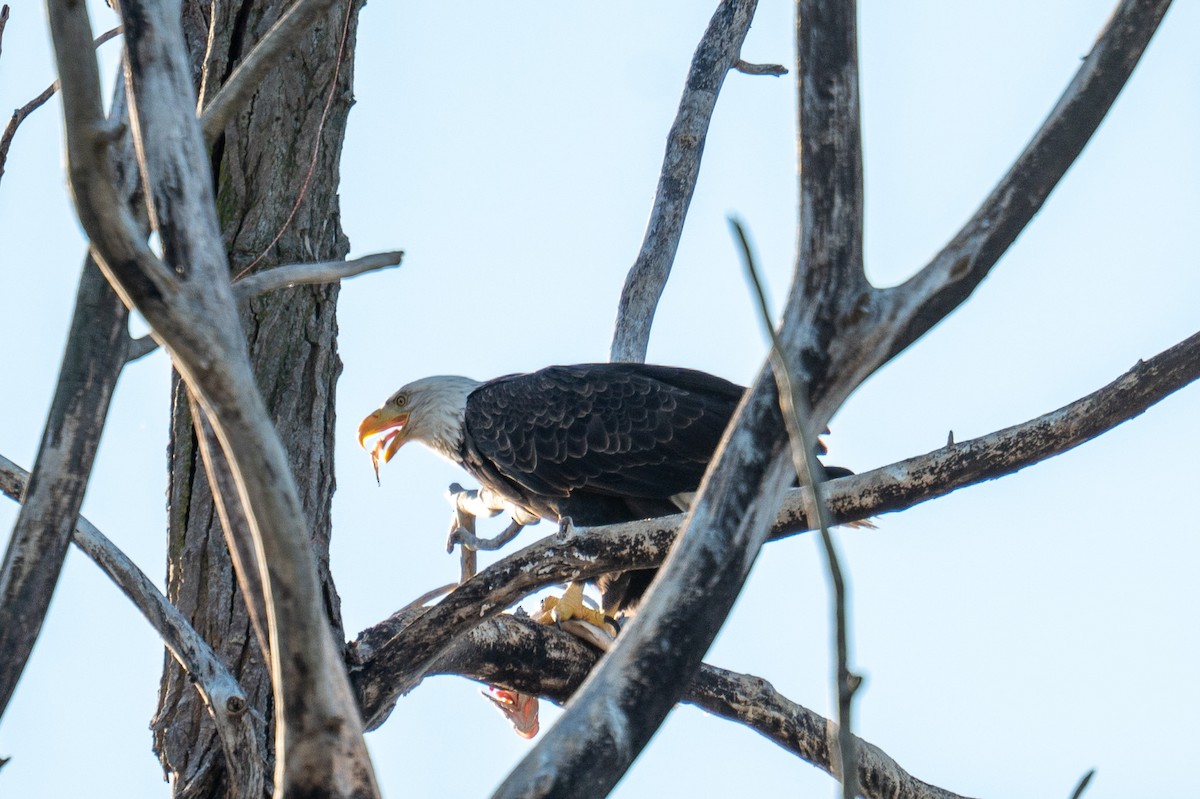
[734,58,787,76]
[0,25,121,186]
[732,216,859,798]
[1069,769,1096,799]
[125,249,405,362]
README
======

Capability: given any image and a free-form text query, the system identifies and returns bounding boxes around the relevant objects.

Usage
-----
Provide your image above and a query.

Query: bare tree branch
[125,250,405,362]
[687,663,971,799]
[45,0,378,794]
[610,0,762,363]
[0,65,140,724]
[0,454,265,799]
[230,249,403,298]
[735,216,860,799]
[0,260,127,721]
[0,25,122,186]
[0,5,9,59]
[733,58,787,76]
[877,0,1172,379]
[198,0,345,142]
[351,610,974,799]
[352,328,1200,731]
[1069,769,1096,799]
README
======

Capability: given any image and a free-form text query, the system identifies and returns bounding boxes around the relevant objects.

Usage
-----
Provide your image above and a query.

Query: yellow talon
[536,582,617,637]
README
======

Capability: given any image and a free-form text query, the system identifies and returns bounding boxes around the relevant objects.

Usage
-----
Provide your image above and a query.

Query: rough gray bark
[152,1,363,797]
[350,611,975,799]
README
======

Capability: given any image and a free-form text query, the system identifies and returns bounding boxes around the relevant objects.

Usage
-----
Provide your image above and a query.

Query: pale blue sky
[1,1,1197,797]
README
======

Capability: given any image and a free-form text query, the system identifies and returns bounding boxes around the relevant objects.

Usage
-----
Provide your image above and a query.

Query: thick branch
[0,62,141,723]
[350,611,972,799]
[781,0,868,426]
[883,0,1171,365]
[0,454,264,799]
[610,0,760,363]
[0,260,126,721]
[352,330,1200,730]
[496,2,866,794]
[47,0,378,794]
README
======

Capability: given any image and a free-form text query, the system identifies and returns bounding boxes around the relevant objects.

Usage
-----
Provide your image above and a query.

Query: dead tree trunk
[151,2,360,796]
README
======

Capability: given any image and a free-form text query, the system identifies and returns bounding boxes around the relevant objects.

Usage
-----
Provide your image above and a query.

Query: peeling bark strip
[610,0,760,363]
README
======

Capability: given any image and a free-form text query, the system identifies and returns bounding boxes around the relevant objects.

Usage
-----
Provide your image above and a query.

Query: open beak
[482,686,540,738]
[358,408,410,483]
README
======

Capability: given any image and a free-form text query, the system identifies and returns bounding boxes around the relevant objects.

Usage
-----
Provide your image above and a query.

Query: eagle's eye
[393,394,408,408]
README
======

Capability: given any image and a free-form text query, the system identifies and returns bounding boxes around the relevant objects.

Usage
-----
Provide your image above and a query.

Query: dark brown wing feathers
[461,364,742,522]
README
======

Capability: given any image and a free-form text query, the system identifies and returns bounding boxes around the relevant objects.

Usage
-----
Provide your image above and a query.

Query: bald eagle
[358,363,846,617]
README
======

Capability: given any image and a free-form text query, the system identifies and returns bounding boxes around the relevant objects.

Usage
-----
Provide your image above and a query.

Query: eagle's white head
[358,375,481,478]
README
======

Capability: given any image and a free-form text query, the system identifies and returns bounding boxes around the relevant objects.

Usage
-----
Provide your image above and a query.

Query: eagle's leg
[445,483,535,557]
[451,507,478,582]
[447,519,527,553]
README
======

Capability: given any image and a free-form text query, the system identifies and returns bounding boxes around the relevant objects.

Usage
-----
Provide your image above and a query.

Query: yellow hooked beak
[358,408,410,483]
